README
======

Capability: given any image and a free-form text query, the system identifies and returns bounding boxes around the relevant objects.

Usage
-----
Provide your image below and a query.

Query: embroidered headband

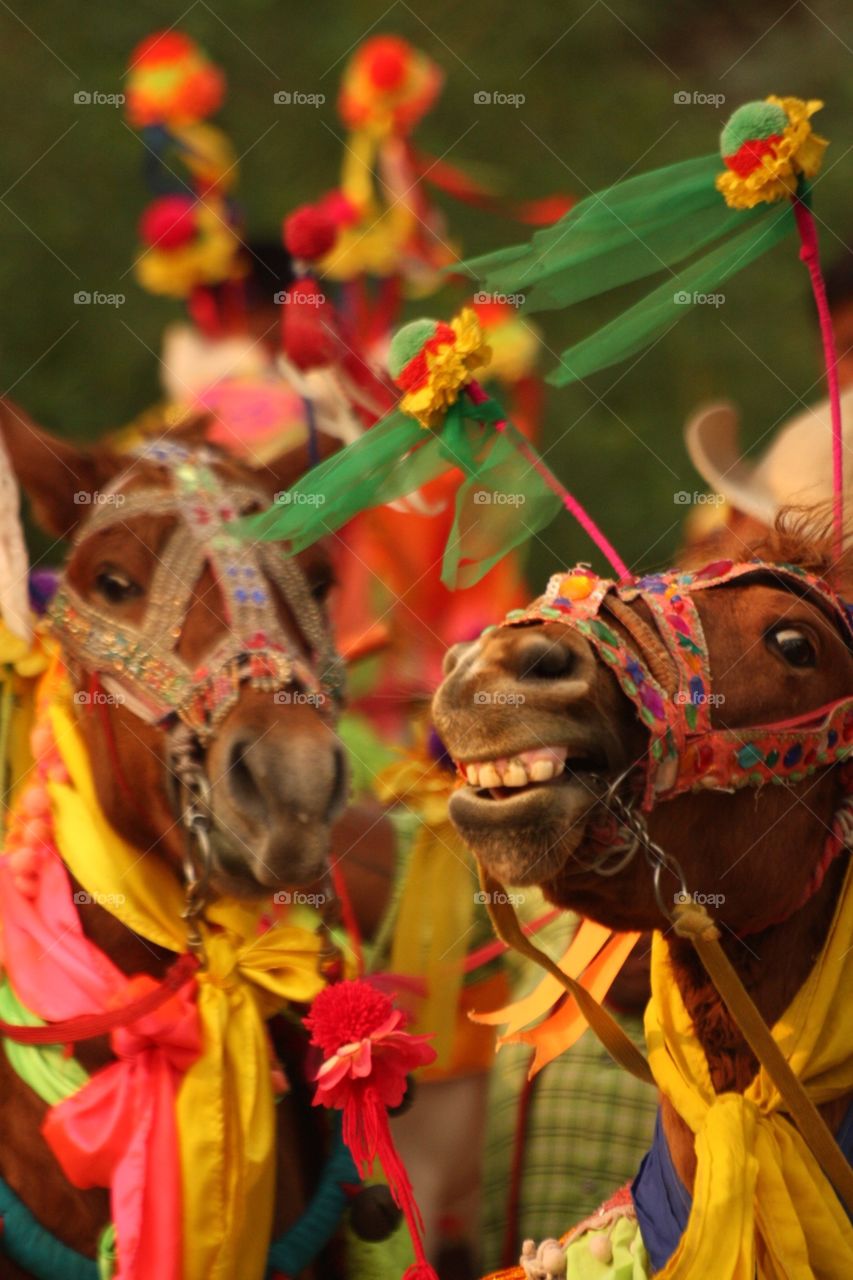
[48,440,343,738]
[495,558,853,809]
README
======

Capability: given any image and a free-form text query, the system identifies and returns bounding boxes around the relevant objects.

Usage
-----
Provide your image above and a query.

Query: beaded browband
[496,557,853,810]
[48,441,343,738]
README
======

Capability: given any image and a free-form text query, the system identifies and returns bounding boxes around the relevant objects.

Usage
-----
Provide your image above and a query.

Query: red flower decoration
[305,980,437,1279]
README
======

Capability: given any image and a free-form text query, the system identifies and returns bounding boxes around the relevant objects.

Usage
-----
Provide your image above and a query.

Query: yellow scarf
[646,859,853,1279]
[47,687,325,1280]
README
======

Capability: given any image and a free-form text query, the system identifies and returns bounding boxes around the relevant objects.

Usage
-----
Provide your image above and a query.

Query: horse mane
[753,504,853,598]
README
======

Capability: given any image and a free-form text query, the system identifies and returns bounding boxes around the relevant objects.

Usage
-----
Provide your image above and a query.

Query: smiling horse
[0,399,351,1280]
[434,528,853,1278]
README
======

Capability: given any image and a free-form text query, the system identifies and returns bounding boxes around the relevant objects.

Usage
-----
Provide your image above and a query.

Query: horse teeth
[502,760,528,787]
[530,759,556,782]
[479,763,501,788]
[466,765,479,786]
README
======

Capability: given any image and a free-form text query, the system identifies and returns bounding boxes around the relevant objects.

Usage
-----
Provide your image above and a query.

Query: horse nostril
[443,641,470,676]
[515,633,575,681]
[227,739,266,823]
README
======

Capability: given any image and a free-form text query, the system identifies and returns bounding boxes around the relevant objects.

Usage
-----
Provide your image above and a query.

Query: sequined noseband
[497,557,853,810]
[47,441,343,740]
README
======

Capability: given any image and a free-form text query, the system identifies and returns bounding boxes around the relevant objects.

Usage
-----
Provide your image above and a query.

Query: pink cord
[465,380,633,582]
[793,199,844,562]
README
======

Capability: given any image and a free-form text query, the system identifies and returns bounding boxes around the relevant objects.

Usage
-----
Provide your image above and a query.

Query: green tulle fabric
[461,154,801,385]
[235,392,562,588]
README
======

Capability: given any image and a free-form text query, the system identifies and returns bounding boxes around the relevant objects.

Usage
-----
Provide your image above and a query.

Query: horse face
[434,565,853,933]
[2,401,346,898]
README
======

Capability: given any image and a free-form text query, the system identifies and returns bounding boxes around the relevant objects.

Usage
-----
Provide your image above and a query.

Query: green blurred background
[0,0,850,576]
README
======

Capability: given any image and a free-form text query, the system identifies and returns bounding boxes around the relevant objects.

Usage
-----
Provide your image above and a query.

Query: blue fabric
[631,1110,692,1272]
[633,1101,853,1271]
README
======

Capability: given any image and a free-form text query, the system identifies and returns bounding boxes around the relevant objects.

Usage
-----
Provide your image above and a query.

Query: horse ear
[0,398,123,538]
[255,429,342,496]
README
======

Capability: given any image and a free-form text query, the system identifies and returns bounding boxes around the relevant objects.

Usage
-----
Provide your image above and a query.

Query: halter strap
[48,440,343,738]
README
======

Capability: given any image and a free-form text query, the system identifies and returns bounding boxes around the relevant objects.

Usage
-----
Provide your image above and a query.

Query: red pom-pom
[129,30,195,68]
[366,36,410,91]
[139,195,198,249]
[283,204,338,262]
[306,979,395,1054]
[281,277,336,370]
[318,189,359,228]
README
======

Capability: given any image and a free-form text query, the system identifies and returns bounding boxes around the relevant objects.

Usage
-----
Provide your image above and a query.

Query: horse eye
[768,626,816,669]
[94,568,141,605]
[310,573,334,606]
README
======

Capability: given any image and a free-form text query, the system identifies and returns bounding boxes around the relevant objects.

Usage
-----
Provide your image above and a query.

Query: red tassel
[305,980,438,1276]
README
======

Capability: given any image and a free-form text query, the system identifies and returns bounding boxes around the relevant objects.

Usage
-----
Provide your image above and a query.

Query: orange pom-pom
[126,29,225,127]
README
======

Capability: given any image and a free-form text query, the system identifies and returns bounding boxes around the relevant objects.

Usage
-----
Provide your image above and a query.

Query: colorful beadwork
[48,441,343,738]
[495,560,853,809]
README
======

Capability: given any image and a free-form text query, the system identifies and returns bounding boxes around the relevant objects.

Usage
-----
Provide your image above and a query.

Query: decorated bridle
[48,439,343,735]
[46,440,344,954]
[494,556,853,921]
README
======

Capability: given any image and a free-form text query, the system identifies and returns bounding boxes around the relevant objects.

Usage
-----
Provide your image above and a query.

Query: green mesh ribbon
[461,154,801,385]
[235,391,562,588]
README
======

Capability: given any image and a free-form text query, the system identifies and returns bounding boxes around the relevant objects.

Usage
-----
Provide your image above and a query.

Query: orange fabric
[420,971,510,1082]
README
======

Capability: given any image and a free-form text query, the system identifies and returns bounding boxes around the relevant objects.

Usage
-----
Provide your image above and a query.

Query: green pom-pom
[388,317,438,378]
[720,100,788,158]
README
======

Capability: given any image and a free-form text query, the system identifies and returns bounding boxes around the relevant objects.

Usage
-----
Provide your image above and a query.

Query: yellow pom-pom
[396,307,491,430]
[716,96,828,210]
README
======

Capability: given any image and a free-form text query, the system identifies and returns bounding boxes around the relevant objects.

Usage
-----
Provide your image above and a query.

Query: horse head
[2,399,347,900]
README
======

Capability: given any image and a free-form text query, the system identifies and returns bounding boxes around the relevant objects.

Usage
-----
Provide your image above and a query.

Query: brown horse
[433,523,853,1268]
[0,398,392,1276]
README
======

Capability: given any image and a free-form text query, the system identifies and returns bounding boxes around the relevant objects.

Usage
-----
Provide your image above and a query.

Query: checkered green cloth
[480,908,658,1271]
